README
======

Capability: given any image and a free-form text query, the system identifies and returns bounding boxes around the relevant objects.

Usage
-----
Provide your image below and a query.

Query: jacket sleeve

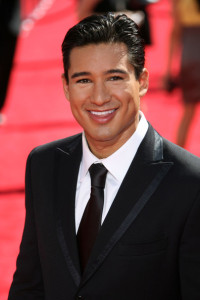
[8,150,44,300]
[179,189,200,300]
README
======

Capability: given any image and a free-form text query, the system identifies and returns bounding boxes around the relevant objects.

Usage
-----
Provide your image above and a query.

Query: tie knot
[89,163,108,189]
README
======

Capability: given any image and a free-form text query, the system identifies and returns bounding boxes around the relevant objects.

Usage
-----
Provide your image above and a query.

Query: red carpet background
[0,0,200,298]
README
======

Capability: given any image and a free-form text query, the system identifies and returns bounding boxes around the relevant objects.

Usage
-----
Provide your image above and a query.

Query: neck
[88,142,122,159]
[86,128,138,159]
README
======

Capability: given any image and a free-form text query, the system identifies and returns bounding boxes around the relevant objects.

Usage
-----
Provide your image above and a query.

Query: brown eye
[77,79,91,84]
[109,76,123,81]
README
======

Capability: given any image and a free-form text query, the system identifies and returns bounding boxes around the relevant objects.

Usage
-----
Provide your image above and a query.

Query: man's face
[62,43,148,157]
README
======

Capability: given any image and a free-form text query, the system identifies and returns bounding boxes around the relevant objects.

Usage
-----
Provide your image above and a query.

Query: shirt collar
[80,111,148,182]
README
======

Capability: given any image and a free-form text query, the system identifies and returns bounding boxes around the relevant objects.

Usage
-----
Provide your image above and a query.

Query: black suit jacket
[8,124,200,300]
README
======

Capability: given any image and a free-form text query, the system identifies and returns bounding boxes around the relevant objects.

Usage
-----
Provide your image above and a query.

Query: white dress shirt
[75,111,148,233]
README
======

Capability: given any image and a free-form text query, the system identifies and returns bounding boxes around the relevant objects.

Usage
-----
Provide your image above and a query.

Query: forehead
[68,43,132,72]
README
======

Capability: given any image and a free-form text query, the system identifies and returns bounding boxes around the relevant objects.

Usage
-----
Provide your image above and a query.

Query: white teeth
[90,109,115,116]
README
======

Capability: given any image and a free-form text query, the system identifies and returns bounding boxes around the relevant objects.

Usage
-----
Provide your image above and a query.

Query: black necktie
[77,163,108,272]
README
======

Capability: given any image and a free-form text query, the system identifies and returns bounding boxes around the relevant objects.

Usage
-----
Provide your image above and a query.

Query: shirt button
[76,296,84,300]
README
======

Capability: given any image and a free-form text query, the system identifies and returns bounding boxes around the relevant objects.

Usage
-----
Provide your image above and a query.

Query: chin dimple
[90,109,115,116]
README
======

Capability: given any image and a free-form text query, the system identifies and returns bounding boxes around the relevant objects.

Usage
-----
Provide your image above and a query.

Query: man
[8,13,200,300]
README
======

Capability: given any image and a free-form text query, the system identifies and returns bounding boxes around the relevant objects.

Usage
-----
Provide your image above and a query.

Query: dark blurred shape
[0,0,20,120]
[93,0,152,44]
[164,76,179,93]
[78,0,158,45]
[197,0,200,10]
[164,0,200,148]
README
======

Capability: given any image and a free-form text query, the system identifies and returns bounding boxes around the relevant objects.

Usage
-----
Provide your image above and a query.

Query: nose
[91,82,110,105]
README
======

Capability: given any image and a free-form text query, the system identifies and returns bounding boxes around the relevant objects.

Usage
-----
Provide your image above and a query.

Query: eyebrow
[105,69,128,75]
[71,69,128,79]
[71,72,91,79]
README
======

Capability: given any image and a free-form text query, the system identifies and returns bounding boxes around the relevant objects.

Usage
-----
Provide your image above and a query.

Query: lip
[88,108,117,123]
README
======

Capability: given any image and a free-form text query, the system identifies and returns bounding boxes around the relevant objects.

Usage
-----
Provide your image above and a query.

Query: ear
[138,68,149,97]
[61,74,70,101]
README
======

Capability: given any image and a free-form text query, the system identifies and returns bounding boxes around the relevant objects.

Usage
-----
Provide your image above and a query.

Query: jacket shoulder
[163,137,200,176]
[27,133,82,162]
[32,133,81,153]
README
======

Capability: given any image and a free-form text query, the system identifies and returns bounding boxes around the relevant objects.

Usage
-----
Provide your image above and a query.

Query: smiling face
[62,43,149,158]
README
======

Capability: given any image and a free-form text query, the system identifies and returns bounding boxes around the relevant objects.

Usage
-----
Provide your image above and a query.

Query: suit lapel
[53,126,174,288]
[80,126,173,286]
[54,134,82,286]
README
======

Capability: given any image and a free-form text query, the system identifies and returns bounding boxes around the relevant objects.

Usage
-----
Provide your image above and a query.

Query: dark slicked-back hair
[62,13,145,82]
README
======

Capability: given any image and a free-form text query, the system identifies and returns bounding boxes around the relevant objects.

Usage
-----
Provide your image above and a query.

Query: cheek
[128,87,140,106]
[69,98,88,124]
[70,101,82,118]
[121,90,139,110]
[70,88,91,107]
[68,88,84,106]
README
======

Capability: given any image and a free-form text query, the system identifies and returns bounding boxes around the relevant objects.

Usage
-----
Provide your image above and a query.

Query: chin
[86,130,111,142]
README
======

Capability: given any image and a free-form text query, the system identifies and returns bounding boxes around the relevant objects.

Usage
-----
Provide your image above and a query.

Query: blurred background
[0,0,200,299]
